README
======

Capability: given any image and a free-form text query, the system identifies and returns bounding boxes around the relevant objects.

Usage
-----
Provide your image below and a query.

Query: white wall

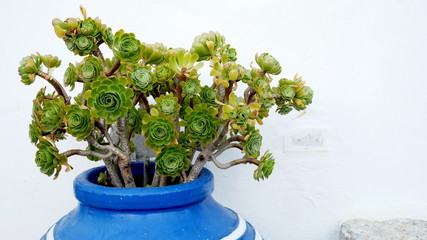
[1,0,427,239]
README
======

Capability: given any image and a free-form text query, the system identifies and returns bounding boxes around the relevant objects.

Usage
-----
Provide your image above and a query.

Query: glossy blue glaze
[41,163,263,240]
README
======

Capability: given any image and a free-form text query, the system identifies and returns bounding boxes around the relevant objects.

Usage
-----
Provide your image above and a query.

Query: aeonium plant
[19,6,313,188]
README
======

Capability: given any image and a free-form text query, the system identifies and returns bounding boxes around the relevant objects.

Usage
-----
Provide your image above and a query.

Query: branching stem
[211,156,259,169]
[37,71,71,105]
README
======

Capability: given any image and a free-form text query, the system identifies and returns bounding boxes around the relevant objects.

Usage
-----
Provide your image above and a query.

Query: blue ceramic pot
[41,162,263,240]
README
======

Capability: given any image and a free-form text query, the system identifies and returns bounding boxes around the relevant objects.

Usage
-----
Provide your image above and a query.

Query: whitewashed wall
[1,0,427,239]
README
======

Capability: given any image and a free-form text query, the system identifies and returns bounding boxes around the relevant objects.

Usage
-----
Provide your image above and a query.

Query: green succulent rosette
[141,42,166,65]
[199,86,219,106]
[29,121,42,144]
[131,67,156,92]
[78,56,103,82]
[293,86,314,111]
[155,145,191,178]
[253,150,275,181]
[163,47,186,62]
[276,104,293,115]
[190,31,225,61]
[255,53,282,75]
[64,63,79,90]
[181,104,223,145]
[18,54,42,85]
[155,94,180,115]
[126,107,143,136]
[142,111,177,153]
[79,18,101,37]
[85,76,134,124]
[168,52,202,79]
[35,138,71,179]
[52,17,78,39]
[244,130,263,158]
[100,24,114,48]
[65,105,94,141]
[38,97,66,133]
[220,44,237,62]
[112,30,142,63]
[154,65,175,82]
[181,78,201,98]
[41,54,61,69]
[65,34,97,56]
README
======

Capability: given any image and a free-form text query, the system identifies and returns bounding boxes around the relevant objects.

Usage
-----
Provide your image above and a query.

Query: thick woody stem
[159,176,167,187]
[244,86,254,103]
[213,119,230,147]
[94,120,113,144]
[116,118,136,188]
[187,144,214,182]
[61,149,113,159]
[140,94,150,113]
[37,71,71,105]
[211,156,259,169]
[106,60,121,77]
[103,156,124,188]
[215,135,245,151]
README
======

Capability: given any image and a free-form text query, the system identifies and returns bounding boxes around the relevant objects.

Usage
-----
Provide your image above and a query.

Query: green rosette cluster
[52,7,109,56]
[77,56,103,82]
[112,29,142,63]
[154,65,175,82]
[64,63,79,90]
[244,130,263,158]
[253,150,275,181]
[168,52,201,79]
[35,138,70,179]
[85,76,134,124]
[199,86,219,106]
[181,79,201,98]
[255,53,282,75]
[155,94,180,115]
[18,54,42,85]
[181,104,223,145]
[190,31,225,60]
[155,145,191,178]
[131,67,156,92]
[38,97,67,133]
[126,107,143,136]
[41,54,61,69]
[65,105,94,141]
[141,112,177,153]
[29,122,42,144]
[220,44,237,62]
[141,42,166,65]
[274,75,313,112]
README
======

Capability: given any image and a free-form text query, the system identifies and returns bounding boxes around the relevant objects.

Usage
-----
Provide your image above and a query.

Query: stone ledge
[340,218,427,240]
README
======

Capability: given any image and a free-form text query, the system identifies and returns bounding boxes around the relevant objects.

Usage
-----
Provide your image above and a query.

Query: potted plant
[19,6,313,240]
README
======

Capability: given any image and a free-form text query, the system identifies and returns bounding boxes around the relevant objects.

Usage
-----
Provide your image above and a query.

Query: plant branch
[105,59,121,77]
[214,143,244,157]
[139,94,150,113]
[211,156,259,169]
[61,149,113,159]
[94,120,113,144]
[93,46,107,71]
[37,71,71,105]
[213,119,230,147]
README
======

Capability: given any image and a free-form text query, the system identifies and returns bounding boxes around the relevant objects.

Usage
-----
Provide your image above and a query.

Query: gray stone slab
[340,218,427,240]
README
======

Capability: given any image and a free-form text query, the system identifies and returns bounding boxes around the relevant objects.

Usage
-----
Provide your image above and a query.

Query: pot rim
[74,162,214,210]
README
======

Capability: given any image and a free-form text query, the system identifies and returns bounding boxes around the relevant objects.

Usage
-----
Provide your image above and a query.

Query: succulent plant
[155,94,180,115]
[155,145,191,178]
[131,67,156,92]
[63,64,79,90]
[85,77,133,124]
[244,130,263,158]
[255,53,282,75]
[20,6,313,189]
[142,112,177,153]
[65,105,94,141]
[113,30,142,63]
[253,150,275,181]
[190,31,225,61]
[181,104,222,145]
[35,138,71,179]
